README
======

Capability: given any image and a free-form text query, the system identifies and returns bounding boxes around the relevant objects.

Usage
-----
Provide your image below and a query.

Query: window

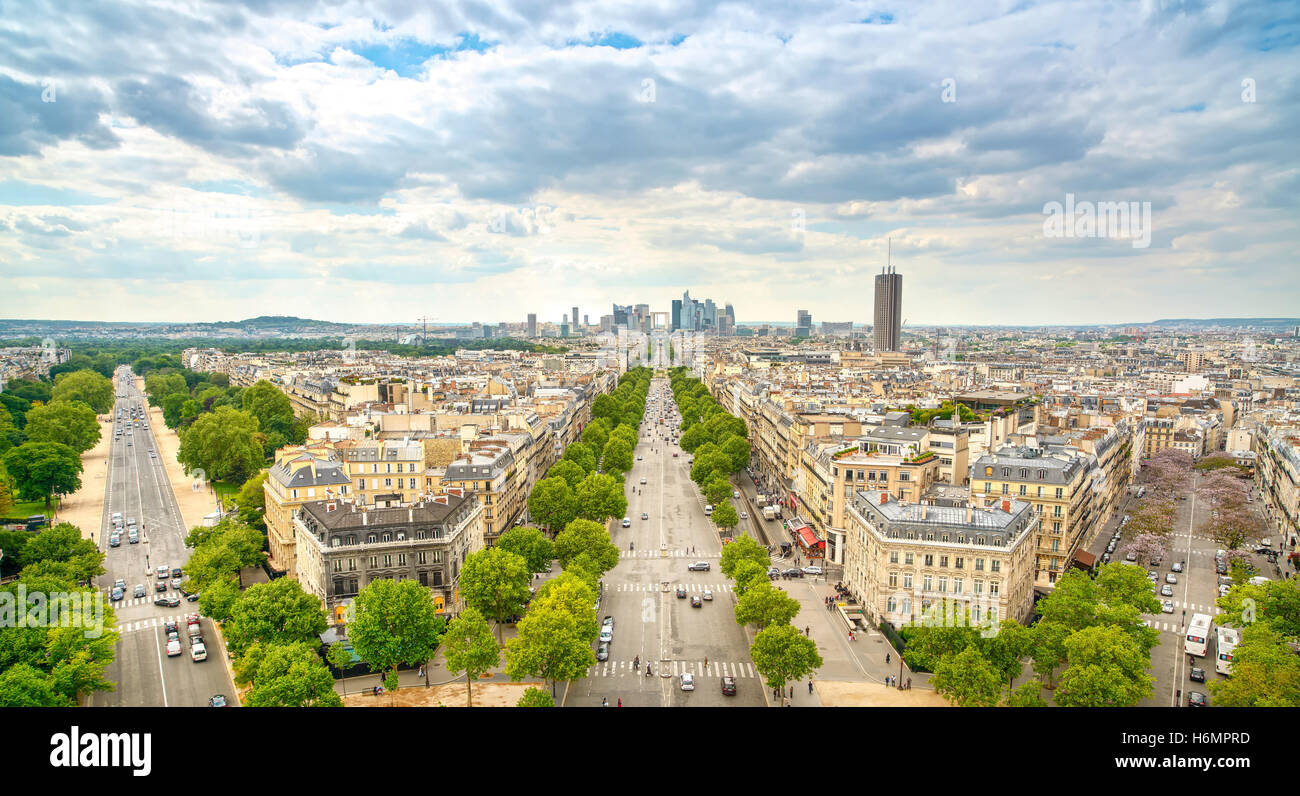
[899,472,910,482]
[991,561,1001,573]
[382,533,391,542]
[368,556,377,568]
[954,578,963,594]
[903,574,913,589]
[924,554,934,566]
[384,479,393,487]
[367,533,377,544]
[1002,468,1010,477]
[975,559,985,571]
[1054,505,1062,517]
[1001,483,1009,495]
[1019,484,1027,495]
[889,552,899,564]
[331,537,341,548]
[1019,469,1028,478]
[989,582,1000,596]
[291,489,298,499]
[431,570,444,586]
[1038,470,1047,479]
[1053,521,1061,533]
[383,555,392,567]
[939,556,948,568]
[955,557,964,569]
[888,572,898,587]
[398,554,406,566]
[348,558,356,571]
[332,560,342,572]
[922,575,933,591]
[985,482,992,493]
[1036,486,1043,497]
[904,553,914,566]
[1055,487,1064,499]
[887,596,898,613]
[974,580,984,594]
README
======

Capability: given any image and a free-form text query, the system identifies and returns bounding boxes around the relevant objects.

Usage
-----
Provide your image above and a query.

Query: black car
[155,581,167,592]
[783,568,804,578]
[180,586,200,601]
[676,586,687,598]
[721,676,737,696]
[154,595,181,608]
[1189,667,1206,683]
[164,620,179,634]
[1188,691,1208,707]
[172,567,183,578]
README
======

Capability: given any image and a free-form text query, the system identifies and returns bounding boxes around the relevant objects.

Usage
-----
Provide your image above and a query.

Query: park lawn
[9,498,58,519]
[213,480,240,510]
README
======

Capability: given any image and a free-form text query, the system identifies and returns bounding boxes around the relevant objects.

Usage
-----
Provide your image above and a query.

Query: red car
[721,676,737,696]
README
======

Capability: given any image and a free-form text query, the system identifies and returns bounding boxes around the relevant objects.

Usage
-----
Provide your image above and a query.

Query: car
[166,628,179,642]
[155,595,181,608]
[602,615,614,629]
[172,567,182,578]
[169,578,182,591]
[1161,601,1174,613]
[636,455,643,461]
[676,586,687,598]
[641,512,649,520]
[110,588,124,602]
[109,535,121,547]
[1216,562,1229,575]
[721,676,737,696]
[640,477,647,484]
[157,565,169,580]
[155,581,167,592]
[166,639,182,657]
[680,673,695,691]
[1218,584,1231,597]
[1101,553,1111,563]
[133,584,146,598]
[621,518,631,528]
[128,533,139,544]
[688,561,710,572]
[209,695,227,707]
[767,566,781,576]
[596,642,609,661]
[184,590,200,602]
[802,566,824,576]
[1146,570,1159,581]
[186,613,200,626]
[784,568,804,578]
[164,620,179,634]
[739,511,748,520]
[732,490,740,499]
[1160,584,1174,597]
[1189,667,1206,683]
[1125,552,1137,561]
[690,595,702,607]
[673,452,678,457]
[704,504,713,515]
[1187,691,1207,707]
[1165,573,1177,584]
[111,512,122,522]
[1172,561,1184,573]
[113,578,126,590]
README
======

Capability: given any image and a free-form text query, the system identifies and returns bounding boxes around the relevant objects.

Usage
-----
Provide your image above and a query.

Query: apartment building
[841,490,1037,628]
[294,492,485,622]
[337,438,427,506]
[1256,425,1300,548]
[969,444,1094,590]
[263,444,351,578]
[443,443,521,545]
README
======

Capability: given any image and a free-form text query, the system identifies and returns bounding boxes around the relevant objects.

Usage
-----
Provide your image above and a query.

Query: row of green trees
[905,563,1161,706]
[527,367,653,534]
[1211,576,1300,705]
[668,368,748,534]
[0,521,118,705]
[719,536,822,701]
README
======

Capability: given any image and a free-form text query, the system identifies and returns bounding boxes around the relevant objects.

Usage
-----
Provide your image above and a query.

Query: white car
[166,639,182,657]
[1161,601,1175,614]
[621,518,631,528]
[739,511,748,520]
[732,490,740,499]
[599,626,613,644]
[703,590,713,601]
[802,566,824,576]
[191,642,208,662]
[640,477,647,484]
[1165,573,1177,584]
[679,673,695,691]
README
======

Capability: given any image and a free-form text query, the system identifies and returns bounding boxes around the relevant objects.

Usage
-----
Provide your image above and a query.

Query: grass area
[213,480,240,510]
[8,498,58,519]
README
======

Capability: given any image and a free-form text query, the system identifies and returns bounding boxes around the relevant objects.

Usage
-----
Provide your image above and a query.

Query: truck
[756,494,768,508]
[763,506,777,521]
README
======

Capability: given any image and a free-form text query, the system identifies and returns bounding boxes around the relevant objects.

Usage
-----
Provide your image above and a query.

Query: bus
[1215,627,1240,675]
[1185,613,1212,657]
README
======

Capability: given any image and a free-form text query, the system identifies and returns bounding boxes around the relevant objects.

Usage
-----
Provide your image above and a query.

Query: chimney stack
[1001,500,1011,513]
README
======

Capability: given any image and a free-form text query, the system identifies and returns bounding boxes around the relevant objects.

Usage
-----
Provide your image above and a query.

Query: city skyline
[2,2,1297,325]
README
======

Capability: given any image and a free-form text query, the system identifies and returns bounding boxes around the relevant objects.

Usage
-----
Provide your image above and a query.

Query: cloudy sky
[1,0,1297,327]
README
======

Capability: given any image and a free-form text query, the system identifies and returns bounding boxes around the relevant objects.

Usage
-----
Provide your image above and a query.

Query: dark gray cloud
[0,74,120,156]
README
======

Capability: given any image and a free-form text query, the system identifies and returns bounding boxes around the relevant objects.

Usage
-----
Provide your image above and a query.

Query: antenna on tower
[417,315,437,347]
[888,237,891,274]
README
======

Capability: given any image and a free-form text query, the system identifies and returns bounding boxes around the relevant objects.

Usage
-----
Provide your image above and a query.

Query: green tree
[0,663,68,706]
[442,608,502,707]
[161,392,188,429]
[581,422,610,456]
[224,578,329,658]
[1206,625,1300,706]
[241,380,294,431]
[750,624,822,701]
[704,477,732,507]
[234,470,268,531]
[527,477,578,534]
[243,642,343,707]
[599,437,634,473]
[1216,578,1300,638]
[553,518,620,578]
[546,460,586,491]
[495,525,555,575]
[19,521,98,567]
[1053,624,1154,707]
[3,442,82,509]
[562,442,597,474]
[712,502,739,533]
[326,641,355,674]
[734,582,800,629]
[1029,620,1071,688]
[197,577,241,623]
[932,646,1003,707]
[178,406,263,484]
[731,560,769,596]
[1005,678,1048,707]
[573,472,627,523]
[348,579,446,687]
[517,686,555,707]
[900,619,981,673]
[458,547,532,643]
[504,601,596,695]
[23,400,101,454]
[183,517,267,596]
[720,535,769,578]
[721,435,752,472]
[51,370,113,414]
[980,619,1035,694]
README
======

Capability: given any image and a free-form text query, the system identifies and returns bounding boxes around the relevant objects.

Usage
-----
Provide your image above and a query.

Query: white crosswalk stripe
[619,550,719,559]
[587,659,756,678]
[611,582,733,593]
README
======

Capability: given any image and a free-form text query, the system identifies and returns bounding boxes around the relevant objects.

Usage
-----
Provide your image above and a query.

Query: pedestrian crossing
[587,659,758,679]
[108,594,190,608]
[113,614,201,635]
[619,550,719,559]
[610,582,734,593]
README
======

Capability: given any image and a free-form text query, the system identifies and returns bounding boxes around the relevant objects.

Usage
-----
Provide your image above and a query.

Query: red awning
[796,525,819,548]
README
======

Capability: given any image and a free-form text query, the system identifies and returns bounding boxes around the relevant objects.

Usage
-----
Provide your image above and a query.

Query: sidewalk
[61,415,114,540]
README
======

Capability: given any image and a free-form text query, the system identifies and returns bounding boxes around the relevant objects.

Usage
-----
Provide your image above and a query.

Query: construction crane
[416,315,437,346]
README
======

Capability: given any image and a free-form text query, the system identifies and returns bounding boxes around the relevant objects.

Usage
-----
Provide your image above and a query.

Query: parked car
[109,535,121,547]
[171,567,182,578]
[110,587,124,602]
[155,581,167,592]
[721,676,737,696]
[596,642,609,661]
[641,512,649,520]
[679,673,695,691]
[767,566,781,576]
[688,561,710,572]
[784,568,804,578]
[166,639,182,657]
[1160,584,1174,597]
[1218,584,1231,597]
[191,642,207,662]
[1125,552,1138,562]
[1101,553,1111,563]
[209,694,228,707]
[1161,601,1174,613]
[157,565,169,580]
[164,620,179,634]
[1165,573,1177,584]
[802,566,824,576]
[640,477,647,484]
[1172,561,1184,573]
[155,595,181,608]
[113,578,126,591]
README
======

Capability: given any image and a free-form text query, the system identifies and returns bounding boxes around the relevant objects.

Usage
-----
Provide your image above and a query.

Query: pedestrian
[885,653,890,665]
[808,681,813,694]
[617,698,622,707]
[790,686,794,699]
[906,677,911,689]
[805,626,810,636]
[602,697,608,707]
[704,656,708,668]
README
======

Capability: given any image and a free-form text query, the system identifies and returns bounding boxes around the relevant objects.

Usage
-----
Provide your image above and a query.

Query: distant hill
[1143,318,1300,328]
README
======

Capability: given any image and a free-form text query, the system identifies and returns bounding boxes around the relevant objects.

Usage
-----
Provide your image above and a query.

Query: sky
[1,0,1297,327]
